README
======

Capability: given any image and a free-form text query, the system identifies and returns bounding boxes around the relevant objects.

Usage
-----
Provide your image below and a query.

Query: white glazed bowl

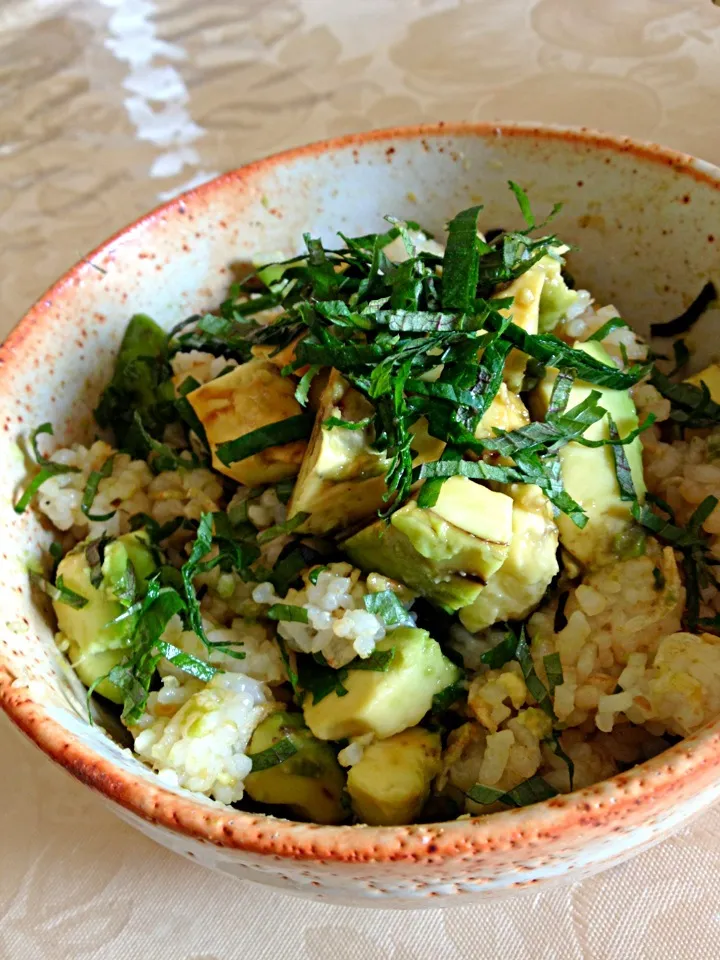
[2,123,720,908]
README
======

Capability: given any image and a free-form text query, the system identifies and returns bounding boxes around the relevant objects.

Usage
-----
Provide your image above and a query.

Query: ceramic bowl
[2,122,720,908]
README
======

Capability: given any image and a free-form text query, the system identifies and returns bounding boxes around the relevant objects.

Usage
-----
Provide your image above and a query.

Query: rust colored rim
[2,122,720,865]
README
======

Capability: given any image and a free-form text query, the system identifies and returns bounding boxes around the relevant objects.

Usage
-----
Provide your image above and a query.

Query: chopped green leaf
[545,732,574,790]
[267,604,309,623]
[586,317,630,342]
[346,647,395,672]
[215,414,313,467]
[295,364,321,406]
[256,511,310,544]
[467,775,558,808]
[608,415,636,502]
[431,678,466,713]
[308,565,328,586]
[81,455,116,522]
[650,282,717,338]
[542,652,564,696]
[249,735,299,772]
[480,631,520,669]
[30,571,88,609]
[363,590,414,627]
[442,206,483,311]
[14,423,81,514]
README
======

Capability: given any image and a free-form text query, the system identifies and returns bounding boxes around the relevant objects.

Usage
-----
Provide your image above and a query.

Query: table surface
[3,1,720,957]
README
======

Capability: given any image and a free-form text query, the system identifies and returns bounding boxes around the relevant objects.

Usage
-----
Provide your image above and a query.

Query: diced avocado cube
[474,383,530,439]
[460,483,559,632]
[244,711,347,824]
[287,371,389,535]
[686,363,720,403]
[303,628,461,741]
[53,531,158,702]
[187,358,307,486]
[344,477,513,612]
[409,416,446,466]
[347,727,442,825]
[531,340,646,568]
[114,314,167,380]
[537,255,577,332]
[493,262,545,392]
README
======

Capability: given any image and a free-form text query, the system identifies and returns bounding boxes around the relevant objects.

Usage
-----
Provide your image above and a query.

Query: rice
[132,671,271,804]
[170,350,238,387]
[251,562,404,667]
[159,614,287,685]
[37,439,224,541]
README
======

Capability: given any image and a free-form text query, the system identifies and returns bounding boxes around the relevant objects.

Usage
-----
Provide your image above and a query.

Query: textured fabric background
[2,1,720,956]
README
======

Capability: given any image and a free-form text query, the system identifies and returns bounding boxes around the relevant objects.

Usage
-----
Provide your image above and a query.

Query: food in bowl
[17,183,720,827]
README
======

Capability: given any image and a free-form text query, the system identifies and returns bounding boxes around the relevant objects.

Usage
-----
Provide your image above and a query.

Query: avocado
[287,371,389,535]
[187,358,307,486]
[537,255,578,332]
[474,383,530,439]
[344,476,513,612]
[303,628,460,741]
[459,483,559,632]
[244,711,347,824]
[347,727,442,825]
[53,531,158,702]
[531,340,646,568]
[493,262,545,392]
[686,363,720,402]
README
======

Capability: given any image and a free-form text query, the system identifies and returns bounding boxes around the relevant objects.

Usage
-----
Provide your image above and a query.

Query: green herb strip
[155,640,218,682]
[586,317,630,342]
[81,456,117,521]
[31,571,88,609]
[487,320,649,389]
[441,205,483,311]
[545,733,575,790]
[267,604,309,624]
[346,647,395,672]
[249,735,299,773]
[650,281,717,338]
[650,368,720,429]
[297,645,395,705]
[295,364,320,406]
[516,630,555,718]
[608,416,636,502]
[633,496,719,630]
[466,775,559,808]
[215,414,313,467]
[542,652,564,696]
[134,411,201,472]
[308,565,328,586]
[323,416,373,431]
[89,581,189,724]
[363,590,414,628]
[431,678,466,713]
[14,423,81,515]
[256,511,310,544]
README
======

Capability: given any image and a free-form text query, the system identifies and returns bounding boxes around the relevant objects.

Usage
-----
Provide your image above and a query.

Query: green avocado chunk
[52,531,158,702]
[286,370,389,535]
[538,259,578,332]
[344,476,513,613]
[531,339,646,568]
[244,711,347,824]
[303,628,461,741]
[347,727,442,825]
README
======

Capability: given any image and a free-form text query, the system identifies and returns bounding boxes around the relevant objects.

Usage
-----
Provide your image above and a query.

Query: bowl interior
[2,122,720,832]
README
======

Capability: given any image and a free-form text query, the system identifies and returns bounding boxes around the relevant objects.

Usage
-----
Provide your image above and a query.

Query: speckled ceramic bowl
[2,123,720,908]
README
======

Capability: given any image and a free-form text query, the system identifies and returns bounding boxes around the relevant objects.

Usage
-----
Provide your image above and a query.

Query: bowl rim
[3,119,720,865]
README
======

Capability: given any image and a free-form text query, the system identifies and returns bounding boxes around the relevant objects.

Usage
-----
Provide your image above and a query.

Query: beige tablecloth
[3,2,720,957]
